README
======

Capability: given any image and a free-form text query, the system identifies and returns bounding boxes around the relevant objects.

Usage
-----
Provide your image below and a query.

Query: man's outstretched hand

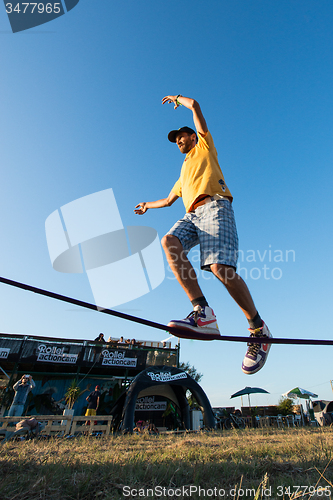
[162,95,180,109]
[134,203,147,215]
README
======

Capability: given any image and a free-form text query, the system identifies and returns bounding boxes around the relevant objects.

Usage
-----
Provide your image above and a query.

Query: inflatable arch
[118,366,216,433]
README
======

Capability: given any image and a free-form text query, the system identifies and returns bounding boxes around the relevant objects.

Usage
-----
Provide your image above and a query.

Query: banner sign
[0,337,23,362]
[147,371,187,383]
[0,336,150,372]
[0,348,10,359]
[36,344,78,364]
[135,396,167,412]
[101,349,138,368]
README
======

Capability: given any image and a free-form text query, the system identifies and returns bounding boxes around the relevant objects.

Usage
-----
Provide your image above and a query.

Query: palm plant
[64,379,82,410]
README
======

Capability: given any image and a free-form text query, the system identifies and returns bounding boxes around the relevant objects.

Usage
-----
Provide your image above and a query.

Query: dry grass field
[1,427,333,500]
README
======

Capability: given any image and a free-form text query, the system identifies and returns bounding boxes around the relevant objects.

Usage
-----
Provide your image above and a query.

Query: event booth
[110,366,216,432]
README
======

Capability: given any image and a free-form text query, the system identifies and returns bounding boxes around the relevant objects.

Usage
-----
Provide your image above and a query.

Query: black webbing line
[0,276,332,346]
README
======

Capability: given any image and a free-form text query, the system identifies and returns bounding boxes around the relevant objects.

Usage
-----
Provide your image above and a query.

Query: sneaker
[167,305,220,335]
[241,321,272,374]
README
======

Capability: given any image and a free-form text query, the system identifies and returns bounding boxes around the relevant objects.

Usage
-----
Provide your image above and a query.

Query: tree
[277,397,294,416]
[179,361,203,383]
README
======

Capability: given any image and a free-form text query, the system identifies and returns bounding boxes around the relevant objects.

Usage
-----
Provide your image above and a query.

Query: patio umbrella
[230,387,269,408]
[282,387,318,400]
[283,387,318,424]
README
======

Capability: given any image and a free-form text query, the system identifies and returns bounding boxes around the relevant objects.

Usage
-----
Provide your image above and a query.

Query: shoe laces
[247,327,266,356]
[186,307,202,325]
[247,336,261,356]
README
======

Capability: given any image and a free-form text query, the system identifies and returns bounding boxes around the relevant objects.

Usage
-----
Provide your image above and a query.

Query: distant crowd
[94,333,169,349]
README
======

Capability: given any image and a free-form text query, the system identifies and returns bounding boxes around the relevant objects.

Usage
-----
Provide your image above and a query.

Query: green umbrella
[230,387,269,408]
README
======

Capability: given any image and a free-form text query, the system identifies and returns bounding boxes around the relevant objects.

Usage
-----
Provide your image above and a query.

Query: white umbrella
[283,387,318,399]
[283,387,318,425]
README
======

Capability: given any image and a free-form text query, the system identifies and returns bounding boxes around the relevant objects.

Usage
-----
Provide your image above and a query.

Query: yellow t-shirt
[171,131,233,212]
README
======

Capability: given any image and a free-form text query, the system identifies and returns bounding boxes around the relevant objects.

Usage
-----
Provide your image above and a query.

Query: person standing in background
[8,375,35,416]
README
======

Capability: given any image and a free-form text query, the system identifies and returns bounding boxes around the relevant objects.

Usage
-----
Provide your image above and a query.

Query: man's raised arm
[162,95,208,135]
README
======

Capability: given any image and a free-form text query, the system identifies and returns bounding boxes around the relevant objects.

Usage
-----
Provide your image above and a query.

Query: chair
[276,415,284,428]
[260,416,270,427]
[294,414,302,426]
[286,414,295,427]
[244,416,253,428]
[255,416,270,428]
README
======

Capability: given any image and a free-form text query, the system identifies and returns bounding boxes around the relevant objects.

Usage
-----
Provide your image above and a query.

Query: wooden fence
[0,415,114,438]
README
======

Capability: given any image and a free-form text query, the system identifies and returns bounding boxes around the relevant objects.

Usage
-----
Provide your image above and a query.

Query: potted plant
[61,379,84,425]
[64,379,82,411]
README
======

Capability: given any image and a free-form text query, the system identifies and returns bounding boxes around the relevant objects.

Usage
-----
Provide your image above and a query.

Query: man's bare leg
[210,263,257,320]
[161,234,220,335]
[210,263,272,375]
[161,234,203,301]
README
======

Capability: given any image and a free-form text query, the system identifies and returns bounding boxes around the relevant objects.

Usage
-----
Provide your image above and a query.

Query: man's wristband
[176,94,182,106]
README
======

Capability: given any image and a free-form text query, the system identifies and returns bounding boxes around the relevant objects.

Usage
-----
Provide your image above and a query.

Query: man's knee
[161,234,181,252]
[211,263,237,283]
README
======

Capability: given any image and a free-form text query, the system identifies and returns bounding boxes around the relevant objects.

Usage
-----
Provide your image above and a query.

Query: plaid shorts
[167,198,239,270]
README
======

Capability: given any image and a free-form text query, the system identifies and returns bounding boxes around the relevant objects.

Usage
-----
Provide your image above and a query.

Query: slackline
[0,276,331,346]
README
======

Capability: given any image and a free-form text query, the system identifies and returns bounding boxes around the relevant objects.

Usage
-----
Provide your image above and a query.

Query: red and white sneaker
[167,305,220,335]
[241,321,272,375]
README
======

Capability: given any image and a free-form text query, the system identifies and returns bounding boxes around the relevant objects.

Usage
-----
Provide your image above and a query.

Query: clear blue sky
[1,0,333,408]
